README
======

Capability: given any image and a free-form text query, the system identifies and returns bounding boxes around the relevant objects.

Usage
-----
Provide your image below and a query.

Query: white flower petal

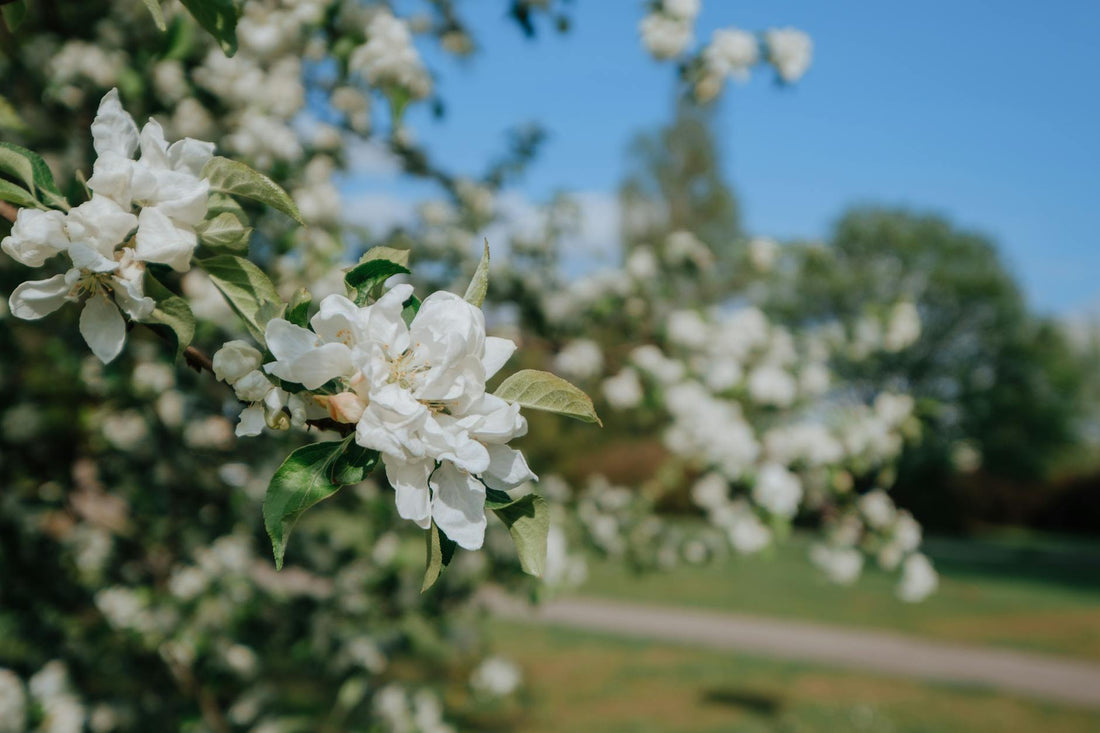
[86,152,134,207]
[68,242,118,273]
[135,207,197,272]
[236,404,266,437]
[430,462,487,550]
[267,342,353,390]
[482,336,516,380]
[234,370,274,402]
[80,295,127,363]
[213,340,264,383]
[67,196,138,256]
[482,444,536,491]
[1,209,69,267]
[112,268,155,321]
[310,293,365,345]
[355,383,429,458]
[384,456,433,529]
[168,137,215,177]
[467,394,527,444]
[138,118,171,169]
[146,169,209,226]
[91,88,139,158]
[264,319,321,363]
[9,274,70,319]
[364,283,413,354]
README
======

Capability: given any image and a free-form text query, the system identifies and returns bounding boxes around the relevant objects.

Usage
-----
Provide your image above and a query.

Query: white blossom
[704,27,758,82]
[0,670,26,733]
[752,463,802,518]
[897,553,938,602]
[2,89,215,363]
[264,286,533,550]
[765,27,813,83]
[552,339,604,381]
[747,364,797,407]
[602,368,644,410]
[810,544,864,585]
[470,656,522,698]
[858,489,896,529]
[640,13,693,60]
[350,10,431,99]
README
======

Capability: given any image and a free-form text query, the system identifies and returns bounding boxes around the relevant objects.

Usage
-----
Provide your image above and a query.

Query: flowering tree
[0,2,935,731]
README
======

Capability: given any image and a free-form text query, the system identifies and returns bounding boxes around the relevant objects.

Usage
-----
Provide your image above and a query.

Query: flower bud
[316,392,367,424]
[213,340,263,384]
[233,370,274,403]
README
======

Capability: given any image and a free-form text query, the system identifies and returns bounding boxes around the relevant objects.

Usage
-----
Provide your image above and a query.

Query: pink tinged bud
[319,392,367,424]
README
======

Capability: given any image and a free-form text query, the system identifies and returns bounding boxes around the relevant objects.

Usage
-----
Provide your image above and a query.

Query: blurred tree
[768,208,1088,530]
[619,100,741,260]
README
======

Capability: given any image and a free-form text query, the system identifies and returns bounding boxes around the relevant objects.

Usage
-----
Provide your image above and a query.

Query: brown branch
[0,201,17,224]
[183,345,214,374]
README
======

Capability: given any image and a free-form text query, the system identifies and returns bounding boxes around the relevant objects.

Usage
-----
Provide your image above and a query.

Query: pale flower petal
[235,404,267,437]
[66,195,138,256]
[265,319,322,363]
[91,88,139,158]
[430,462,487,550]
[1,209,69,267]
[212,340,264,384]
[135,207,197,272]
[482,444,537,491]
[167,137,215,177]
[482,336,516,380]
[80,294,127,363]
[9,274,71,320]
[384,456,433,529]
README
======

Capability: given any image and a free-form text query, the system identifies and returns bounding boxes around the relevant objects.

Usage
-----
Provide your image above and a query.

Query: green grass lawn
[490,623,1100,733]
[572,530,1100,660]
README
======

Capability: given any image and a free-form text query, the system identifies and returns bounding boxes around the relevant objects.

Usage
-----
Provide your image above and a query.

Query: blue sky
[351,1,1100,314]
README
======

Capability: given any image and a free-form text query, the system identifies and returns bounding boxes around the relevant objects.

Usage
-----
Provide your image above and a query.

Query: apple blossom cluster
[638,1,814,101]
[3,90,211,363]
[214,284,536,551]
[350,9,433,100]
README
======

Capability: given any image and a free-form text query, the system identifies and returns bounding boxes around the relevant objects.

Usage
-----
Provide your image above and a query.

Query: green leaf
[200,254,285,344]
[490,493,550,577]
[286,287,312,328]
[329,443,378,485]
[344,248,410,306]
[357,245,410,269]
[0,95,28,134]
[142,272,196,358]
[202,156,303,224]
[179,0,239,56]
[141,0,166,30]
[402,293,420,327]
[206,192,248,224]
[196,211,252,251]
[422,521,457,592]
[1,2,27,31]
[0,179,40,210]
[263,439,360,569]
[464,238,490,307]
[0,142,68,210]
[494,369,602,426]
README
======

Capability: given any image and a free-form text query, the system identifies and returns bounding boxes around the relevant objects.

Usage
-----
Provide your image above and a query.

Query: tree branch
[184,345,214,374]
[0,201,17,224]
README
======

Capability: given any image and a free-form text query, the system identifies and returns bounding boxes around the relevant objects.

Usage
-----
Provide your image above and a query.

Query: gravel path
[487,593,1100,709]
